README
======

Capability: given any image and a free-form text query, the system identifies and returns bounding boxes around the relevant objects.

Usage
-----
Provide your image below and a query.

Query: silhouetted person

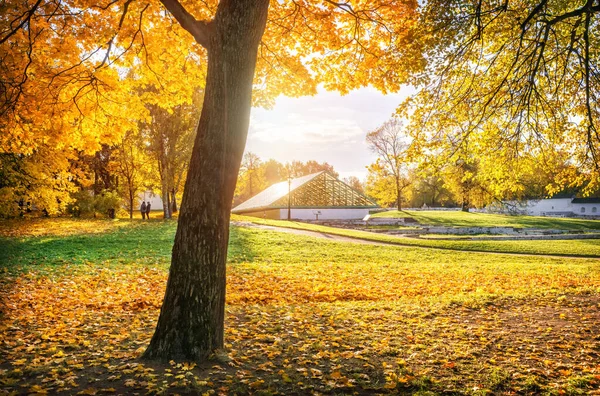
[140,201,147,219]
[146,201,151,219]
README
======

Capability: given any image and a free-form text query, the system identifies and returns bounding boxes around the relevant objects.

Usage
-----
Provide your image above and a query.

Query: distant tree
[366,119,412,210]
[263,159,287,186]
[365,161,412,208]
[303,160,339,178]
[83,145,118,196]
[414,162,453,207]
[0,150,78,217]
[114,131,147,219]
[440,156,495,212]
[343,176,364,193]
[288,160,339,178]
[288,160,306,178]
[142,101,197,219]
[234,152,266,205]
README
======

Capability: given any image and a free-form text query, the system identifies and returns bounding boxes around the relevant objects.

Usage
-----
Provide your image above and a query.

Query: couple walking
[140,201,152,219]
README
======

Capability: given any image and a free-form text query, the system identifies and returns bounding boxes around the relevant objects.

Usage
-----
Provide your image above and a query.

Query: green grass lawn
[235,215,600,257]
[1,217,599,394]
[370,210,600,230]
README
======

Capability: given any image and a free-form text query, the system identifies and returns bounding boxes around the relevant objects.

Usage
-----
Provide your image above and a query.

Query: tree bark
[396,177,402,211]
[143,0,269,361]
[129,192,133,220]
[171,188,177,213]
[162,187,171,219]
[461,195,469,212]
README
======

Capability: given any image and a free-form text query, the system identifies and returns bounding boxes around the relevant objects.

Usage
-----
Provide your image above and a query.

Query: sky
[246,86,414,181]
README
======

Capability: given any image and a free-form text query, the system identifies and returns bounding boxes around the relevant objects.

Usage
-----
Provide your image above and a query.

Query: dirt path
[234,222,384,245]
[233,221,600,260]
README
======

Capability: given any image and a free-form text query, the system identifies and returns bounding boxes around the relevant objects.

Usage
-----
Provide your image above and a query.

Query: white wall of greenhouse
[279,208,370,220]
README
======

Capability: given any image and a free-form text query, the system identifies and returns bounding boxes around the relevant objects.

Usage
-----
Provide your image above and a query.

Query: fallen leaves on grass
[0,218,132,238]
[1,263,600,394]
[2,224,600,394]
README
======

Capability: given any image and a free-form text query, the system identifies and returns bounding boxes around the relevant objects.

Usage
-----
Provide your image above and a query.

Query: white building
[138,190,163,211]
[231,171,378,220]
[491,197,600,217]
[571,198,600,215]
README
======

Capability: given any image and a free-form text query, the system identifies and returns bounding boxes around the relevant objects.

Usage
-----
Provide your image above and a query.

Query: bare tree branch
[0,0,43,44]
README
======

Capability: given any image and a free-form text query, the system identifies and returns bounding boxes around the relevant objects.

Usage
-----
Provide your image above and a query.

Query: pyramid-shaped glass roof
[232,171,378,214]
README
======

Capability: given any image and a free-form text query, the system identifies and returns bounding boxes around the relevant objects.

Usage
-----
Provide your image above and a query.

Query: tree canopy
[402,0,600,196]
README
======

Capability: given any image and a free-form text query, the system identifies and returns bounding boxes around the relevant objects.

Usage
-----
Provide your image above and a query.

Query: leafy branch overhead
[406,0,600,187]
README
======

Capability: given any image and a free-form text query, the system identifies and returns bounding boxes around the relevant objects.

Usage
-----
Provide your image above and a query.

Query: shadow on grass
[0,220,176,272]
[0,219,265,272]
[227,225,259,264]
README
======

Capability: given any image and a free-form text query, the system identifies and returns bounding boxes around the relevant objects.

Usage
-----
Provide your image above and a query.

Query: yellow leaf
[77,388,98,395]
[28,384,48,394]
[384,381,397,389]
[249,380,264,389]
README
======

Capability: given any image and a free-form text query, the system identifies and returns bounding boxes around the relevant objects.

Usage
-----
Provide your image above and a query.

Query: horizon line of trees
[365,118,596,212]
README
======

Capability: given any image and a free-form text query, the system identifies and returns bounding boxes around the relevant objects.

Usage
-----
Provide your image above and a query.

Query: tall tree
[366,119,413,210]
[143,0,272,360]
[114,130,147,219]
[365,161,413,208]
[142,101,198,219]
[3,0,419,361]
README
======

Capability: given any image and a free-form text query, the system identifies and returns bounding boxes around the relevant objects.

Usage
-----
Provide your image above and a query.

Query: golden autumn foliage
[1,0,422,218]
[1,0,207,216]
[400,0,600,198]
[2,0,419,152]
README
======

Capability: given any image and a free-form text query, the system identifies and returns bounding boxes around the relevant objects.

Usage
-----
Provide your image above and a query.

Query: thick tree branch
[0,0,43,45]
[159,0,212,48]
[547,0,600,26]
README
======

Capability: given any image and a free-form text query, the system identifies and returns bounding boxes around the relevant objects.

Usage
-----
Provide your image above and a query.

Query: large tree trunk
[461,193,469,212]
[143,0,269,362]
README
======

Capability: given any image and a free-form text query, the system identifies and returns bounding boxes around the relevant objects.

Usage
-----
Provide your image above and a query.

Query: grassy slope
[2,217,600,394]
[233,214,600,257]
[370,210,600,230]
[0,219,174,272]
[2,216,599,310]
[1,218,599,394]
